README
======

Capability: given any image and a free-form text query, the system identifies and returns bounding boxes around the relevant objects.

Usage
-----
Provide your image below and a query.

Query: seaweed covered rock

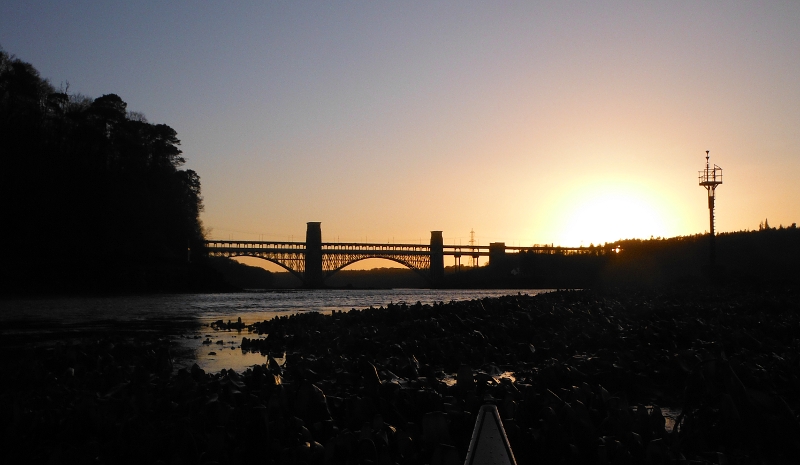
[2,288,799,464]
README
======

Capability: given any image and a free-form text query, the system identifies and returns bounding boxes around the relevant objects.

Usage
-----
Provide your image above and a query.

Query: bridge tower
[489,242,507,269]
[305,222,324,288]
[430,231,444,285]
[698,150,723,265]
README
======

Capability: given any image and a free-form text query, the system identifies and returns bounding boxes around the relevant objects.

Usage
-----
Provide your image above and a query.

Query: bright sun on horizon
[552,184,676,247]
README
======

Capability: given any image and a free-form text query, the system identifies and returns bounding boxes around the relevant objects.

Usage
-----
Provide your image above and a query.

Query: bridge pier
[489,242,507,269]
[430,231,444,285]
[305,222,324,288]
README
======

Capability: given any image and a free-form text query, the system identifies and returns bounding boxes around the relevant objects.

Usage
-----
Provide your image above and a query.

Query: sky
[3,1,800,269]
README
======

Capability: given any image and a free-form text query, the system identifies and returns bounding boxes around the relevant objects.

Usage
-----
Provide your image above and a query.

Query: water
[0,289,549,373]
[1,289,547,325]
[0,288,684,427]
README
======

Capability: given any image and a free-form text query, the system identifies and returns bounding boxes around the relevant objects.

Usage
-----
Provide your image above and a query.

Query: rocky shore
[2,288,799,464]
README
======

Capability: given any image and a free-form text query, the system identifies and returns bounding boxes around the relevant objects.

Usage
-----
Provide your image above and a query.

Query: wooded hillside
[0,48,220,293]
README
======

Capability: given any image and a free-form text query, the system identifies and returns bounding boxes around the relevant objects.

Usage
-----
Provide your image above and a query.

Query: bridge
[204,222,602,287]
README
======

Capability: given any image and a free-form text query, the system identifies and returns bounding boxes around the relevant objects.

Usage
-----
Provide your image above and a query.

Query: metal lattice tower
[469,229,478,267]
[698,150,723,264]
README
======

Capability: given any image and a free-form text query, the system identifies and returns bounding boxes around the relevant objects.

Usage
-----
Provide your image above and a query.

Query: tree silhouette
[0,47,213,293]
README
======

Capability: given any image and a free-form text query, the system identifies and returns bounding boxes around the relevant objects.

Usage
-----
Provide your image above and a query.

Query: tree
[0,48,210,293]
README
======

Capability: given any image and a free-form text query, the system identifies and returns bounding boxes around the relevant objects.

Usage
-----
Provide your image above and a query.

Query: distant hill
[268,267,428,289]
[502,227,800,289]
[206,257,274,290]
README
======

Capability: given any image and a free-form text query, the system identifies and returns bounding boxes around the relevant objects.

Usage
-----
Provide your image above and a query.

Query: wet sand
[2,287,799,464]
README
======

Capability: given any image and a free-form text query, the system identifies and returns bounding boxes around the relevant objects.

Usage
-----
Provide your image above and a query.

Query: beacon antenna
[698,150,722,265]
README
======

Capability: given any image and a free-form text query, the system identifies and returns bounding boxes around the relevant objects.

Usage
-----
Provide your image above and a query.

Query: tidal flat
[2,288,799,464]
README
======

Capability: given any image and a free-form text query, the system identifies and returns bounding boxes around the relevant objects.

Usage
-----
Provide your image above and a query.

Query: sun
[553,185,673,246]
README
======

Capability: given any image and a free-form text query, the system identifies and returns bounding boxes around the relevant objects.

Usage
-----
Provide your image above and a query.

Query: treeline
[246,227,800,290]
[317,267,428,289]
[0,48,223,294]
[464,227,800,289]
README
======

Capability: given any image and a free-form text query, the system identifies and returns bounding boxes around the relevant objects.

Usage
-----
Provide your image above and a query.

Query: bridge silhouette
[204,222,595,287]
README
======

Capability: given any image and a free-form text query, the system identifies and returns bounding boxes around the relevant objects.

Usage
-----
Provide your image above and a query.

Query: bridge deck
[203,239,611,285]
[204,240,594,256]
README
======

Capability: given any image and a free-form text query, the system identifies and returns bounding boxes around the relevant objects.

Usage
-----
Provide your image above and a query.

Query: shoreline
[2,287,799,463]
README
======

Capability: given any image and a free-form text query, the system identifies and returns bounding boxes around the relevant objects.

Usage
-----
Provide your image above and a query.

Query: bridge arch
[210,252,306,283]
[325,256,432,282]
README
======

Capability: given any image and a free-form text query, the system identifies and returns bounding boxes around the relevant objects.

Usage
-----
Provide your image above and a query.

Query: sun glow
[552,184,675,246]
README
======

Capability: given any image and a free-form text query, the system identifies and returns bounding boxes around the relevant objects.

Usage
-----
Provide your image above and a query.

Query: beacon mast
[698,151,723,264]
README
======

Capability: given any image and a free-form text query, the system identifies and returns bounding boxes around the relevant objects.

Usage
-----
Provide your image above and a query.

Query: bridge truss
[205,241,308,280]
[205,241,437,282]
[204,239,603,285]
[320,243,431,275]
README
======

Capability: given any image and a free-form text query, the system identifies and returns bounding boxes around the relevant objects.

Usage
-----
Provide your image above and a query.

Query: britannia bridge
[204,222,595,287]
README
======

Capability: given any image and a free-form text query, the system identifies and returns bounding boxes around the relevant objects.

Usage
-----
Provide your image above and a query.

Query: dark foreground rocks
[2,288,799,464]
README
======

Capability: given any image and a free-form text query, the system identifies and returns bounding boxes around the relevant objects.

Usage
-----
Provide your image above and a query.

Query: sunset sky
[3,1,799,269]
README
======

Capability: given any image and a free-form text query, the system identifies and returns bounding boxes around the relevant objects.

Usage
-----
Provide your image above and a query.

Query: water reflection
[0,289,548,372]
[1,289,546,326]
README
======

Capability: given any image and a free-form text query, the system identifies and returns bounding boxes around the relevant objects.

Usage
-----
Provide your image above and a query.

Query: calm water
[1,289,550,373]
